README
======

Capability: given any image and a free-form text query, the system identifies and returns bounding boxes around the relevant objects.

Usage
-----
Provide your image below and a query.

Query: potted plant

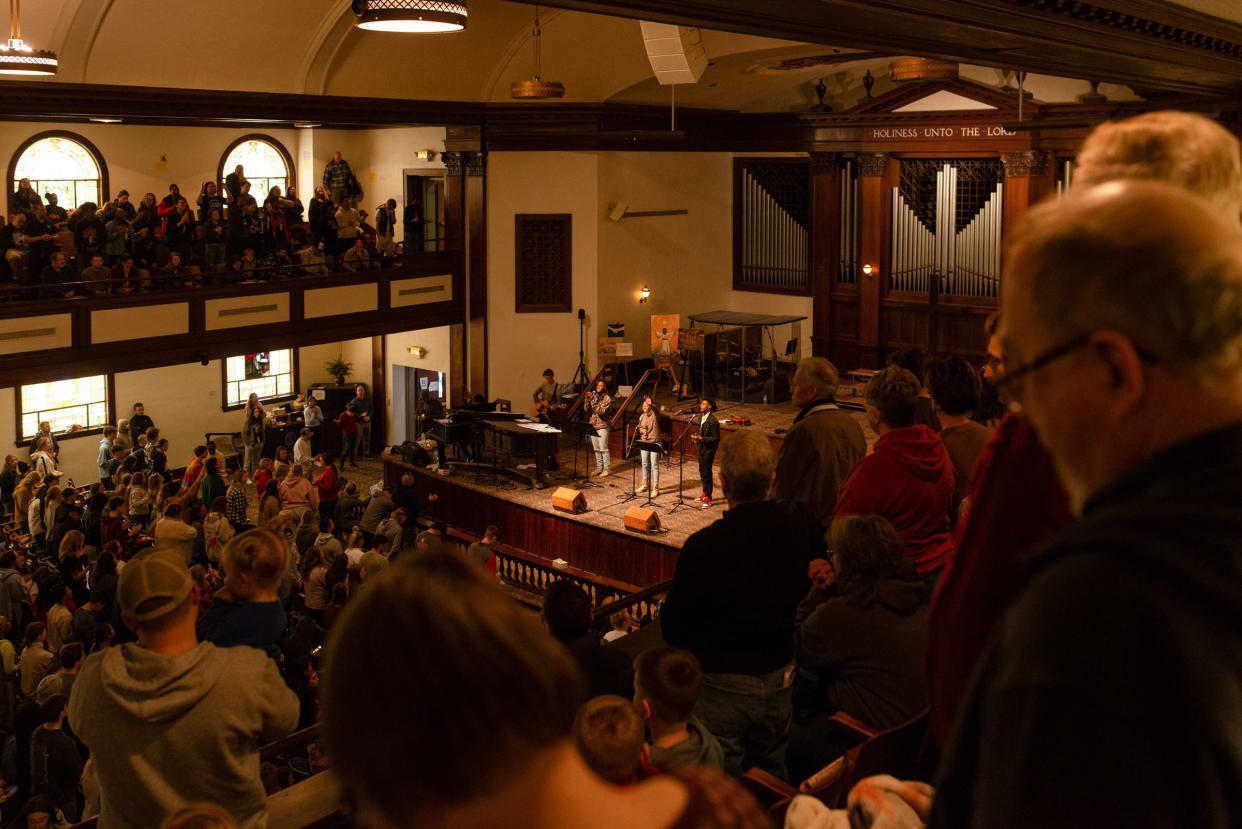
[325,357,352,386]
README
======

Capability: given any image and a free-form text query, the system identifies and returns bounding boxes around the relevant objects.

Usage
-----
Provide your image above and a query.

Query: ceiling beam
[511,0,1242,96]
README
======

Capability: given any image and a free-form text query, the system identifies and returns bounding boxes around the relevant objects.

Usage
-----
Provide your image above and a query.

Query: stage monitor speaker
[551,487,587,514]
[624,506,661,533]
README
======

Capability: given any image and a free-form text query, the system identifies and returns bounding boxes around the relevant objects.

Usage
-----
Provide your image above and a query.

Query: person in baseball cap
[116,550,192,625]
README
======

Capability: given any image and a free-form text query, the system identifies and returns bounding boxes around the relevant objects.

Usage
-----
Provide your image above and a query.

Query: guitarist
[531,368,561,420]
[690,398,720,509]
[531,368,562,470]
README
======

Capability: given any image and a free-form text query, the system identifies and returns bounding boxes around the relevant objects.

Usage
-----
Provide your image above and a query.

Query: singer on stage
[636,397,662,496]
[586,380,612,477]
[691,398,719,508]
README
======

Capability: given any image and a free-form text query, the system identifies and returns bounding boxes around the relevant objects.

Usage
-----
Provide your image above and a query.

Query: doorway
[403,173,445,253]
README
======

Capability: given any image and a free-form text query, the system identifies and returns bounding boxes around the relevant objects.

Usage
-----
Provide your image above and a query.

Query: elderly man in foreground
[931,180,1242,828]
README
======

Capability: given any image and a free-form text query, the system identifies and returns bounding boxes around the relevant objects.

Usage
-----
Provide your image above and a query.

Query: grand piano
[430,407,561,489]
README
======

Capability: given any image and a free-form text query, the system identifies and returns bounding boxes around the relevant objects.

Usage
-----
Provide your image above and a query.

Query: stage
[389,389,875,589]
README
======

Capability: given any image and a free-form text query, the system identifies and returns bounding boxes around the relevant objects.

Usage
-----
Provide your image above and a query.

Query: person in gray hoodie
[67,550,298,829]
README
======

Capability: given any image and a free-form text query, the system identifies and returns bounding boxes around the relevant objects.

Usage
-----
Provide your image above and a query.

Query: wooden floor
[384,392,875,588]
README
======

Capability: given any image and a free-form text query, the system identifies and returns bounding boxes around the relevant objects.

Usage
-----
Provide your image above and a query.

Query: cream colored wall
[310,127,446,242]
[487,152,600,407]
[384,325,453,445]
[597,152,812,365]
[3,340,379,485]
[0,122,300,208]
[297,339,373,392]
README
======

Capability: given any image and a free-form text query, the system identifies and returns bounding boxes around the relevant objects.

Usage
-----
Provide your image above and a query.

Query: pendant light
[511,7,564,99]
[352,0,467,34]
[0,0,57,76]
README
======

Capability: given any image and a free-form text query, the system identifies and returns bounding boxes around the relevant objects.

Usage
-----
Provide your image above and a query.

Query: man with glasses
[930,180,1242,829]
[925,109,1242,753]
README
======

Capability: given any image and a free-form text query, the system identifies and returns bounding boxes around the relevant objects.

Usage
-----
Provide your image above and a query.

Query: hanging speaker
[624,506,661,533]
[551,487,587,514]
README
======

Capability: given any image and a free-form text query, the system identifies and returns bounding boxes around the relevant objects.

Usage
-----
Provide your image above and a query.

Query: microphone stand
[618,422,641,504]
[666,417,696,514]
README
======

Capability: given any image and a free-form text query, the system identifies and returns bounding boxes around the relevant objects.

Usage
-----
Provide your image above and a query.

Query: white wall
[596,151,811,365]
[384,325,453,445]
[487,152,600,407]
[310,127,446,242]
[2,338,385,484]
[298,339,373,392]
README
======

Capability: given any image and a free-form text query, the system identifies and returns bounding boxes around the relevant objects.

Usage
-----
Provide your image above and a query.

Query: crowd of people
[0,150,407,300]
[1,108,1242,828]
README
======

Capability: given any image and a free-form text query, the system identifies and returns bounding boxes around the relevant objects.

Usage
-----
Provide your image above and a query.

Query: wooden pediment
[845,77,1042,118]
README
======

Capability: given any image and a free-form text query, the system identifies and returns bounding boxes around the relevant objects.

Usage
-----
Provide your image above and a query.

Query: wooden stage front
[385,392,874,590]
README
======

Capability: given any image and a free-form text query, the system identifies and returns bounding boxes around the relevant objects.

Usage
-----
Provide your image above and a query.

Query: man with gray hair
[930,180,1242,828]
[927,109,1242,749]
[771,356,866,526]
[661,430,822,778]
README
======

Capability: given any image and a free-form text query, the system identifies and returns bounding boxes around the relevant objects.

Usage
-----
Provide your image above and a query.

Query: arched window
[10,132,106,213]
[219,135,295,203]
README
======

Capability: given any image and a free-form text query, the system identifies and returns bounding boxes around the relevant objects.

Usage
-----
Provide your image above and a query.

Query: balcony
[0,250,463,385]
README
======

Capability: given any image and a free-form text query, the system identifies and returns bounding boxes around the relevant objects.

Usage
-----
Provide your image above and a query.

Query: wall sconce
[408,346,427,358]
[862,264,874,278]
[639,285,651,304]
[416,149,436,161]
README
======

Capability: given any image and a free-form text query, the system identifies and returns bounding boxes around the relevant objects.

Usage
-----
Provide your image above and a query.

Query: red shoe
[701,496,712,509]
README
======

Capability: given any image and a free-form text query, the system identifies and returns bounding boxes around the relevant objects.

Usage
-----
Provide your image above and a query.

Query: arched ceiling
[11,0,1240,112]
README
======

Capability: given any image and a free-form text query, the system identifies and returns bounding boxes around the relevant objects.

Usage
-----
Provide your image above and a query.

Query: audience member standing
[70,550,298,829]
[322,151,354,204]
[661,430,821,778]
[931,181,1242,828]
[834,366,955,582]
[770,357,866,527]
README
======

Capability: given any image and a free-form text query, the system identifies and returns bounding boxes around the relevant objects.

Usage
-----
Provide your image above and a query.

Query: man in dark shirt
[542,579,632,700]
[40,251,77,299]
[931,181,1242,828]
[42,193,68,230]
[351,385,374,457]
[129,402,155,439]
[661,429,822,778]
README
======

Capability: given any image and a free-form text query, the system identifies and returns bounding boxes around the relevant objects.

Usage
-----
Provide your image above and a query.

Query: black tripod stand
[571,308,591,392]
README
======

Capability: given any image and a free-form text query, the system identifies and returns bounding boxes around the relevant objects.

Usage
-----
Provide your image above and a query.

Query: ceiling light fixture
[0,0,57,76]
[89,117,122,124]
[352,0,467,33]
[511,7,564,99]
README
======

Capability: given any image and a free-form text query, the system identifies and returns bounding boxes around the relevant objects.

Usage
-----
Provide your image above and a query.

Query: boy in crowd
[633,647,724,772]
[30,693,81,821]
[573,695,649,785]
[196,530,287,660]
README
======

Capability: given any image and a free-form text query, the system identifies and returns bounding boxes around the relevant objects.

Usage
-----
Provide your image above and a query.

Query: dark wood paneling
[809,153,839,359]
[391,458,680,588]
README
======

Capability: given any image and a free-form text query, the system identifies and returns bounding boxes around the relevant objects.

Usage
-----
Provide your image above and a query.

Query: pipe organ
[890,160,1004,299]
[737,162,809,291]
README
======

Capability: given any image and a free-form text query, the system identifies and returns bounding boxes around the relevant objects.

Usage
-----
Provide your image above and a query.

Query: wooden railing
[439,524,659,615]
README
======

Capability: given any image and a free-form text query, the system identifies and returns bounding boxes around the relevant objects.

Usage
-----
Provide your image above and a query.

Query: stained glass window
[224,349,295,408]
[13,136,102,211]
[222,139,290,203]
[20,375,109,440]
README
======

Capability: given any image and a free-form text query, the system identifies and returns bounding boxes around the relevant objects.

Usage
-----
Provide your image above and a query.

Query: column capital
[1000,150,1050,178]
[465,151,487,177]
[442,151,464,175]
